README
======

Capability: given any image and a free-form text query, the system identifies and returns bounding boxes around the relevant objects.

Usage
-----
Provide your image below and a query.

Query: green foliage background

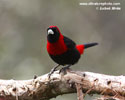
[0,0,124,100]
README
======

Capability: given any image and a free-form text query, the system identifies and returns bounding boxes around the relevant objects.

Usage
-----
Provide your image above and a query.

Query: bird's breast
[47,37,68,55]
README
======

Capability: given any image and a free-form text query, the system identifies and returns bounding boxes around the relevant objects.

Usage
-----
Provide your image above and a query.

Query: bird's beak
[47,29,54,35]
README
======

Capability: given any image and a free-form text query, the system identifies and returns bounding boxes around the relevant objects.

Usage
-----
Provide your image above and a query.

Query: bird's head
[47,26,61,43]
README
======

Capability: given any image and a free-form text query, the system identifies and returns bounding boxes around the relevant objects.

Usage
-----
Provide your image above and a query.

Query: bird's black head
[47,26,60,43]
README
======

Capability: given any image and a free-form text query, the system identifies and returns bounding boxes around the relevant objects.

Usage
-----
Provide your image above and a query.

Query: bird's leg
[59,65,72,74]
[48,64,60,79]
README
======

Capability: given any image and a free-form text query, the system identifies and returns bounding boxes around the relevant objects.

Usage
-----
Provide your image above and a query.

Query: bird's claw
[48,64,60,79]
[48,73,52,79]
[48,69,56,79]
[59,65,71,74]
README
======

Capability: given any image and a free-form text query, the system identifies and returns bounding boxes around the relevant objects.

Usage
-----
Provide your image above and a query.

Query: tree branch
[0,70,125,100]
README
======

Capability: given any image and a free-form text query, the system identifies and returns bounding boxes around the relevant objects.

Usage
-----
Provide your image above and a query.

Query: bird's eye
[48,29,54,35]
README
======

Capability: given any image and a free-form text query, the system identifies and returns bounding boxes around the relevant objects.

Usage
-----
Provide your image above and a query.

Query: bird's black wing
[63,36,76,49]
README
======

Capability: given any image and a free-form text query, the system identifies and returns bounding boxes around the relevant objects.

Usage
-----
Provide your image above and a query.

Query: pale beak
[48,29,54,35]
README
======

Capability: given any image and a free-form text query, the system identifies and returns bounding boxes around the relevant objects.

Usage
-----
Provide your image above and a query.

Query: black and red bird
[46,26,98,75]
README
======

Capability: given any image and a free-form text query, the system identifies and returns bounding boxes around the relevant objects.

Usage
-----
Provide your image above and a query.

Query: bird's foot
[48,64,60,79]
[59,65,71,75]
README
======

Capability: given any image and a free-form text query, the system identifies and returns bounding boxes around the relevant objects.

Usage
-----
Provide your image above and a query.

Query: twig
[76,83,84,100]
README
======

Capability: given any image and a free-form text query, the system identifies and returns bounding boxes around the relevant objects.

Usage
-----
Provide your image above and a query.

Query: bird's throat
[47,34,68,55]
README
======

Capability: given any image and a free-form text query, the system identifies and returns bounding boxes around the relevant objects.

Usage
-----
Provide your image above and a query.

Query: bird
[46,25,98,77]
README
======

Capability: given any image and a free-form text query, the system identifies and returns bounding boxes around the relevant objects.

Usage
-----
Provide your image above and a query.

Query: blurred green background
[0,0,124,100]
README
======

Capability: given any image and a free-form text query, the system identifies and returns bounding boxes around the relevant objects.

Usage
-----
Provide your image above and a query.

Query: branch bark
[0,70,125,100]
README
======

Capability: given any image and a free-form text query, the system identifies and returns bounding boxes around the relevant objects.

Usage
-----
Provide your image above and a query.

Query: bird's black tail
[84,43,98,49]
